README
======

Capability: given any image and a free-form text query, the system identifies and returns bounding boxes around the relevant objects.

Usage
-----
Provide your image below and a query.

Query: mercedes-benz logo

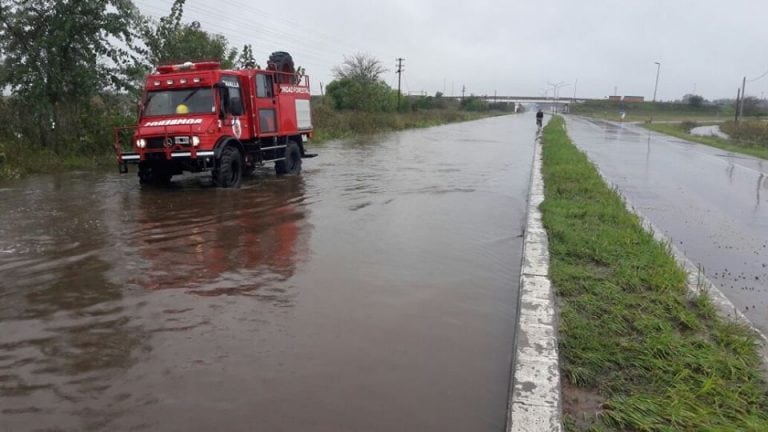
[164,137,174,148]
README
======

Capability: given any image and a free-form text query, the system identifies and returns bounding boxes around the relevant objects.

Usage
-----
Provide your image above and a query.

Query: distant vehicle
[114,51,315,188]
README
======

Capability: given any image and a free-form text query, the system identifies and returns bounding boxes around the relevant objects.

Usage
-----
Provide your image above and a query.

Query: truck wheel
[138,163,171,185]
[243,155,257,177]
[275,141,302,176]
[215,146,243,188]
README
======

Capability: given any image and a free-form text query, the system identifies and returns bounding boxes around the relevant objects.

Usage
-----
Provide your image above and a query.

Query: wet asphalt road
[0,115,536,431]
[565,116,768,334]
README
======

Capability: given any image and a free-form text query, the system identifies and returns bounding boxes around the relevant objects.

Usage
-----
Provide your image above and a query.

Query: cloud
[136,0,768,100]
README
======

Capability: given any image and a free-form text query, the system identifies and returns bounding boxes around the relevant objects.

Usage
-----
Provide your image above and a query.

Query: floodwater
[690,125,729,139]
[566,116,768,334]
[0,115,535,431]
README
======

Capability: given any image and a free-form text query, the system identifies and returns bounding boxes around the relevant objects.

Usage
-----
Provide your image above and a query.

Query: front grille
[146,136,191,149]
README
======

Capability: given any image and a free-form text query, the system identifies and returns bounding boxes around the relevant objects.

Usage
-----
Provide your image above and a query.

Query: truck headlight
[192,136,200,147]
[136,138,146,149]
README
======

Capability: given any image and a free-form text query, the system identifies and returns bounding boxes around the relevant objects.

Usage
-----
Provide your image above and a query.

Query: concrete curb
[565,117,768,365]
[507,131,562,432]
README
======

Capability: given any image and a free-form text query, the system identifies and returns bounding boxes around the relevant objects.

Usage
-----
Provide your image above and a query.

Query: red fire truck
[114,52,314,187]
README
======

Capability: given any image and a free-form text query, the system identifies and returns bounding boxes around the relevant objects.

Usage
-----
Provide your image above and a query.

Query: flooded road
[0,115,535,431]
[566,116,768,334]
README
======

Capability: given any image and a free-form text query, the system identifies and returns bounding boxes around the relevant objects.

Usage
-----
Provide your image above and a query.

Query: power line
[133,0,372,75]
[132,0,413,95]
[747,68,768,83]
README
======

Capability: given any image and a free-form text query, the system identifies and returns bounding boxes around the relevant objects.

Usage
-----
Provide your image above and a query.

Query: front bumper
[117,150,215,173]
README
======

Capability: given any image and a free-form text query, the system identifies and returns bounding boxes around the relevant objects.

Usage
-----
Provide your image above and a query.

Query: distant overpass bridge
[442,96,601,112]
[443,96,599,103]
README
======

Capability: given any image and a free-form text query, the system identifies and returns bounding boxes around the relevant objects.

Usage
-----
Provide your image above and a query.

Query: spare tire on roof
[268,51,295,83]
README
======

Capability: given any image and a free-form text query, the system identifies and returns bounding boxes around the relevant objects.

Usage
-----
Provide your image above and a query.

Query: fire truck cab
[114,51,314,187]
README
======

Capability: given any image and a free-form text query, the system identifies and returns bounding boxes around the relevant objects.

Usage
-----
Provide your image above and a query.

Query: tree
[141,0,237,69]
[326,53,397,112]
[237,44,258,69]
[0,0,143,149]
[325,78,398,112]
[461,96,489,111]
[332,53,388,82]
[740,96,766,117]
[685,94,705,108]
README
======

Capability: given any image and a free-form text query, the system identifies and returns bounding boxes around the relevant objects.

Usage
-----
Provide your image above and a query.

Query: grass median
[539,116,768,431]
[641,122,768,160]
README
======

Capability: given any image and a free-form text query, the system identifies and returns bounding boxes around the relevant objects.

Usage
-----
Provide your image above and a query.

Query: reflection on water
[0,173,311,430]
[129,178,307,301]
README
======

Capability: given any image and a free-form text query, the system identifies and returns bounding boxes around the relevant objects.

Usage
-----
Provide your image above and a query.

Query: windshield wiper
[142,93,156,116]
[182,88,201,103]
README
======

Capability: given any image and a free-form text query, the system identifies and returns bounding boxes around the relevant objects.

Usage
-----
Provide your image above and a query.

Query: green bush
[325,78,398,112]
[488,102,516,112]
[309,106,500,142]
[679,120,699,132]
[460,96,489,111]
[720,121,768,147]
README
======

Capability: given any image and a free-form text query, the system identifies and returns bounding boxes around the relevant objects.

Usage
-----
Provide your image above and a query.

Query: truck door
[220,75,247,140]
[254,72,278,135]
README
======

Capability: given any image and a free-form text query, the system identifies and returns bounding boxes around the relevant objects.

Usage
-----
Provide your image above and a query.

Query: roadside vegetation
[641,121,768,160]
[310,53,516,142]
[311,99,505,142]
[570,99,731,122]
[0,1,515,181]
[540,116,768,431]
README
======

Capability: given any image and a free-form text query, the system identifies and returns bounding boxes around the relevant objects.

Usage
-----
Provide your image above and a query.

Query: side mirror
[216,83,229,119]
[230,97,243,116]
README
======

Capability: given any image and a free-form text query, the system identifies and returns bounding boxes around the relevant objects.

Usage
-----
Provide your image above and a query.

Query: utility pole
[739,76,746,120]
[572,78,578,102]
[396,58,404,110]
[735,88,741,122]
[461,85,466,101]
[548,81,569,114]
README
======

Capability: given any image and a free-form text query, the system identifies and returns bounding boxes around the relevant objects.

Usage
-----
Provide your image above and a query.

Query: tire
[242,155,257,177]
[268,51,295,75]
[215,146,243,188]
[138,163,171,185]
[275,141,302,176]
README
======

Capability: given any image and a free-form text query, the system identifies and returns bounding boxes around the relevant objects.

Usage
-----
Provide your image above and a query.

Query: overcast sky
[134,0,768,101]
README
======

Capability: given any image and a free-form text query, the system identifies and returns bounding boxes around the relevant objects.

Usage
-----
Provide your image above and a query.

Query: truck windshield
[143,88,214,116]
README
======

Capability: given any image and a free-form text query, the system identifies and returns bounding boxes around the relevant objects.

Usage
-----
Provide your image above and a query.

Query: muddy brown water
[0,115,536,431]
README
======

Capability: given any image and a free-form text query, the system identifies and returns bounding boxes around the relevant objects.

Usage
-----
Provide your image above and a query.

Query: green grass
[540,116,768,431]
[571,100,731,123]
[0,140,114,180]
[641,122,768,160]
